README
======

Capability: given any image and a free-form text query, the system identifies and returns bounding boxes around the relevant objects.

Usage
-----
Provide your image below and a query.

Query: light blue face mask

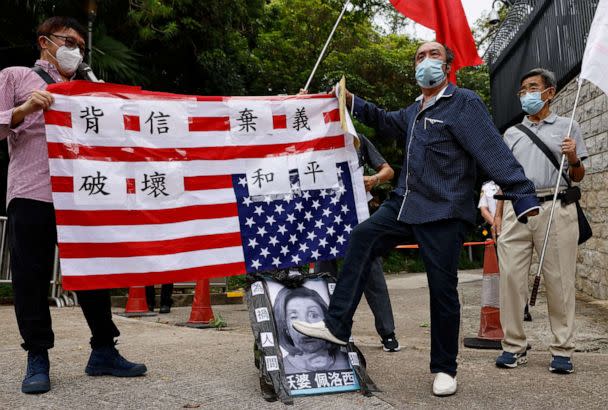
[520,89,551,115]
[415,58,446,89]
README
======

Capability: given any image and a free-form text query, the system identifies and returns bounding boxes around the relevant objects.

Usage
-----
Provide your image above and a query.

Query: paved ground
[1,270,608,409]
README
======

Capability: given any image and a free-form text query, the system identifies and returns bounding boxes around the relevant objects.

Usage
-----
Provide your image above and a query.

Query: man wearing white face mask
[292,41,539,397]
[0,16,146,395]
[494,68,588,374]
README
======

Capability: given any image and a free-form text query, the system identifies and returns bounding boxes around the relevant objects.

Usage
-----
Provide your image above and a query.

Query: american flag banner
[43,81,369,290]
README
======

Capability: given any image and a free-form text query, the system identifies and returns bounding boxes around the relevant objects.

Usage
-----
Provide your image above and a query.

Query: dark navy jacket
[353,83,539,225]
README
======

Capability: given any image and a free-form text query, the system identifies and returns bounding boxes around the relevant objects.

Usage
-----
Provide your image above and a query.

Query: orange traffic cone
[177,279,215,328]
[120,286,156,317]
[463,241,503,349]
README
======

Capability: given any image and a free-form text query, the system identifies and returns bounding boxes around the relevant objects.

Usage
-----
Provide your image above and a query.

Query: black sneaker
[549,356,574,374]
[496,351,528,368]
[381,333,401,352]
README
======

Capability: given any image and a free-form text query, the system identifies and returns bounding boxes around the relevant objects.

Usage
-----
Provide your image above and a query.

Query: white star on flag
[260,247,270,258]
[251,259,261,269]
[248,238,258,248]
[254,206,264,216]
[257,226,267,237]
[245,217,255,228]
[242,196,252,206]
[330,246,339,256]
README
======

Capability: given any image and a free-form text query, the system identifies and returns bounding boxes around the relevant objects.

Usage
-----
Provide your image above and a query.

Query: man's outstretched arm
[450,94,540,221]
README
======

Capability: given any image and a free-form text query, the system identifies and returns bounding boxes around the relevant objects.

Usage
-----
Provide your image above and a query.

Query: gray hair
[520,68,557,89]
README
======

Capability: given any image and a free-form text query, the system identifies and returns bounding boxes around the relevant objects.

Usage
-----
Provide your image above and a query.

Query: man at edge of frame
[0,16,147,395]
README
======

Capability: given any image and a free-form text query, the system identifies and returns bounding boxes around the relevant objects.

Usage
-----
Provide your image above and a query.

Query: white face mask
[45,37,83,75]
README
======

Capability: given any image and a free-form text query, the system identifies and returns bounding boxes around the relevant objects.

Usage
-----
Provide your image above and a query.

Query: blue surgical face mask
[520,89,551,115]
[415,58,447,89]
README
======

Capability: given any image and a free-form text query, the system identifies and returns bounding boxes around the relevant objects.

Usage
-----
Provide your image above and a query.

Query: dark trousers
[325,195,467,376]
[315,257,395,338]
[8,198,119,351]
[145,284,174,309]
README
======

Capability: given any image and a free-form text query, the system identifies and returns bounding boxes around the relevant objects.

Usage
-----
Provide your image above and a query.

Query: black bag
[515,124,592,245]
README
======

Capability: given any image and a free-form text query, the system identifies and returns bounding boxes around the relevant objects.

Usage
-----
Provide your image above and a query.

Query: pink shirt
[0,60,65,207]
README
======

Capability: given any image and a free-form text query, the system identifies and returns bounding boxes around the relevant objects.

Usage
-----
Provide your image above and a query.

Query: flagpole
[529,79,583,306]
[303,0,350,91]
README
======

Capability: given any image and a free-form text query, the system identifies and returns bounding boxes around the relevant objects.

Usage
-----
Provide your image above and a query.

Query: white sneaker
[291,320,347,346]
[432,372,457,396]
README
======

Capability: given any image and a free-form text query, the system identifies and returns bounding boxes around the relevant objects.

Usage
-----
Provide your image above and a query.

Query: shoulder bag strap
[31,66,56,85]
[514,123,571,188]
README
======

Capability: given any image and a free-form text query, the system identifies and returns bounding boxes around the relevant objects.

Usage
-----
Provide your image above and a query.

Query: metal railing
[488,0,599,131]
[0,216,75,307]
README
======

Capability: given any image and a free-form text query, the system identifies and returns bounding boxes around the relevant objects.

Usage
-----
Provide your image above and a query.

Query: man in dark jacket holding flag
[293,41,540,396]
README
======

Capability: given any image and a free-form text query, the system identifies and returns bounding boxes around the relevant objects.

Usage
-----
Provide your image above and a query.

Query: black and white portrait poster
[265,278,360,395]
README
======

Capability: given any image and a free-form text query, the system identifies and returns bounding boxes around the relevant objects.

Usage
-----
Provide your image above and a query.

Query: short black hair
[520,68,557,89]
[414,42,455,66]
[36,16,86,46]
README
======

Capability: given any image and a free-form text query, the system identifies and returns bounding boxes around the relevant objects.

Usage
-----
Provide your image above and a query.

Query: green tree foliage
[124,0,265,94]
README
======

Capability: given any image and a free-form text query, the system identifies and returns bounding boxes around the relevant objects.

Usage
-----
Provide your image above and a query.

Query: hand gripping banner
[43,81,368,290]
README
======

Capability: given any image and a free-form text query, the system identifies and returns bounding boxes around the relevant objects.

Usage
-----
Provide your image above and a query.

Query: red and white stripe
[44,83,352,290]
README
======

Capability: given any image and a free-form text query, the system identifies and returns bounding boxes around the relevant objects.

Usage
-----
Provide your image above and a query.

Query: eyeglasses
[517,86,552,98]
[48,33,87,56]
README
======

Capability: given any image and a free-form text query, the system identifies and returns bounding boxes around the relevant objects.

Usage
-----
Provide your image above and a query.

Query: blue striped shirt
[353,83,539,225]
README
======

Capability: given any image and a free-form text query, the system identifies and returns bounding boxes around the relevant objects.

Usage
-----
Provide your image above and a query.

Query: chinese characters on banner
[43,81,368,290]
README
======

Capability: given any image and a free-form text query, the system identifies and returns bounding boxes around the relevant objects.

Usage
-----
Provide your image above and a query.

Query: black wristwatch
[570,158,582,168]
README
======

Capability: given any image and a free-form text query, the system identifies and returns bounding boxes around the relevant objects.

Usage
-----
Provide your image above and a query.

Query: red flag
[390,0,483,83]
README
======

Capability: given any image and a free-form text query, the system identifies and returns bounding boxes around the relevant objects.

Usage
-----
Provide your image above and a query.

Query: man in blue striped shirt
[293,41,540,396]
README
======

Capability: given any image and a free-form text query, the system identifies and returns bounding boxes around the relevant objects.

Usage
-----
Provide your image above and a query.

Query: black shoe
[22,350,50,394]
[549,356,574,374]
[159,305,171,314]
[381,333,401,352]
[85,343,147,377]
